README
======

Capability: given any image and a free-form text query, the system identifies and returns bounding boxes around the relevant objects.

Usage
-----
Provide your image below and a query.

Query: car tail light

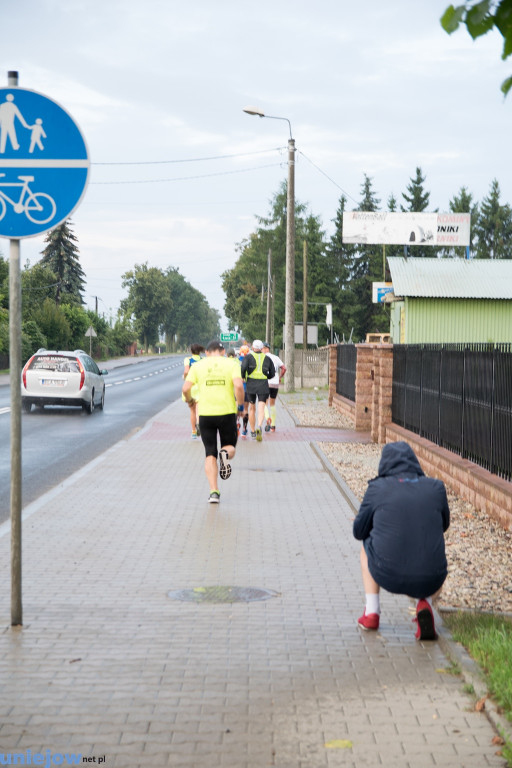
[77,359,85,390]
[22,355,36,389]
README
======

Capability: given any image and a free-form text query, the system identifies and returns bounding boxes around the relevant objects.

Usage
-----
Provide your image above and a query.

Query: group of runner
[181,338,286,503]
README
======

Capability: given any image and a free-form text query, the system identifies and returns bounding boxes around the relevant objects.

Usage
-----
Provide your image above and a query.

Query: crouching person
[353,441,450,640]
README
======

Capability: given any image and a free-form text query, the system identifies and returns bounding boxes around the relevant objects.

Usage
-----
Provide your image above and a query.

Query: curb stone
[311,428,512,755]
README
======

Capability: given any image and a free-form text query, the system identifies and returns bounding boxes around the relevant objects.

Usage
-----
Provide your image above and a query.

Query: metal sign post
[9,235,22,626]
[2,70,90,625]
[85,325,97,356]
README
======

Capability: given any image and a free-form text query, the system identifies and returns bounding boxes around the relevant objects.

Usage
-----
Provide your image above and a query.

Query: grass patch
[443,611,512,720]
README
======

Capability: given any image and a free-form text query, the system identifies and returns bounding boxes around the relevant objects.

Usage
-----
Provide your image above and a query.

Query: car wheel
[22,400,32,413]
[98,388,105,410]
[83,391,95,414]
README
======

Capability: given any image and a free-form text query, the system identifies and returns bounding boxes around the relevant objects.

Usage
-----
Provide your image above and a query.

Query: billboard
[342,212,470,246]
[436,213,471,245]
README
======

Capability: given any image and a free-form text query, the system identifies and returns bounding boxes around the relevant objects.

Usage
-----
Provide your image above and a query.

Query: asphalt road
[0,355,185,524]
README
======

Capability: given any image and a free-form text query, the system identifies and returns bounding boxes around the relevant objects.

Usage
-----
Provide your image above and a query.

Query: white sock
[366,593,380,615]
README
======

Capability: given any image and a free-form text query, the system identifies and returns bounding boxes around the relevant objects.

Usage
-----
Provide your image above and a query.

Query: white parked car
[21,348,108,414]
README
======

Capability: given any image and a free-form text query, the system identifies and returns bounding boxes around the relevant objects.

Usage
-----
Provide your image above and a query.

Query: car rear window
[29,355,80,373]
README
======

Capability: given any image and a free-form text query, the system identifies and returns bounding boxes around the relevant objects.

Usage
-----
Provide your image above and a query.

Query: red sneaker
[357,610,380,631]
[414,599,437,640]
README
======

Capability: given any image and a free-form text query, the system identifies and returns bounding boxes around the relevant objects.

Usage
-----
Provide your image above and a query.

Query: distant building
[386,258,512,344]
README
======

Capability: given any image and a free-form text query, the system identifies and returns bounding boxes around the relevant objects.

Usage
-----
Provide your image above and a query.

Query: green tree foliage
[121,263,171,352]
[109,316,136,356]
[21,320,47,362]
[441,186,480,257]
[0,254,8,309]
[222,233,267,342]
[321,196,353,341]
[299,214,329,343]
[385,193,404,261]
[401,167,435,258]
[349,175,389,340]
[473,178,512,258]
[401,167,431,212]
[441,1,512,95]
[222,182,311,346]
[21,261,59,320]
[161,268,220,349]
[39,220,86,305]
[0,307,8,360]
[32,298,72,350]
[61,304,90,348]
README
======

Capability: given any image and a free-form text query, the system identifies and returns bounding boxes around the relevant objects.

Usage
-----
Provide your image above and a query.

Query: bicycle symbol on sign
[0,174,57,224]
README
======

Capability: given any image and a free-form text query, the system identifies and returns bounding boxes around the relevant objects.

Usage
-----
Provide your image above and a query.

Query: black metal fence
[336,343,357,401]
[392,344,512,481]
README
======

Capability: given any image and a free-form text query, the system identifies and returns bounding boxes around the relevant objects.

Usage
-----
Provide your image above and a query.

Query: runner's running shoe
[255,428,262,442]
[219,449,232,480]
[208,491,220,504]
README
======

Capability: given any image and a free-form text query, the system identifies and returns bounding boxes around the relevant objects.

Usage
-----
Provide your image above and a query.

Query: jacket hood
[378,441,424,478]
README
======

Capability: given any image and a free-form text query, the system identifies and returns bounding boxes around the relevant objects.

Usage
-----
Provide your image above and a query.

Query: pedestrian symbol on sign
[0,86,89,239]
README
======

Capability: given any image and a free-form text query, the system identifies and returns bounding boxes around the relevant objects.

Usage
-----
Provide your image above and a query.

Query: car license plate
[41,379,66,387]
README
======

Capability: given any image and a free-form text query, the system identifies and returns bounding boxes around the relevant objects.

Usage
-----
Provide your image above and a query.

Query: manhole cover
[167,586,280,603]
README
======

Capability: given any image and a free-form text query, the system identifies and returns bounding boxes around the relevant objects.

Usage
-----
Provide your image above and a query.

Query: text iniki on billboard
[342,212,470,246]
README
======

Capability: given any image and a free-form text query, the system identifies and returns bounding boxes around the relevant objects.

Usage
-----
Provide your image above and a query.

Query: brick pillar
[327,344,337,405]
[354,344,373,431]
[372,345,393,443]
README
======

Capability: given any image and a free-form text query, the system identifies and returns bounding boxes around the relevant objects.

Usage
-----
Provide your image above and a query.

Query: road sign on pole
[0,86,90,239]
[3,73,90,627]
[220,332,240,342]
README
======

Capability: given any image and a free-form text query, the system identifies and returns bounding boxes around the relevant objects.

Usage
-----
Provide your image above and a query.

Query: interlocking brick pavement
[0,396,506,767]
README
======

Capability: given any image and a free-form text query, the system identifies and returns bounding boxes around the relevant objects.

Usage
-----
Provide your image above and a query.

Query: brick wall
[386,424,512,532]
[329,342,512,531]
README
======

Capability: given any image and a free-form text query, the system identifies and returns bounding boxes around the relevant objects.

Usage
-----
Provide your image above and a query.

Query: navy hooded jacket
[353,441,450,598]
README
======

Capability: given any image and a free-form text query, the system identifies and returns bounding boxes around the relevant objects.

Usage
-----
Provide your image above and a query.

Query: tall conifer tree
[401,167,434,258]
[473,179,512,259]
[39,219,86,305]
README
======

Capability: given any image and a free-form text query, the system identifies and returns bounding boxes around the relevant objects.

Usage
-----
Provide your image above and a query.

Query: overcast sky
[1,0,510,328]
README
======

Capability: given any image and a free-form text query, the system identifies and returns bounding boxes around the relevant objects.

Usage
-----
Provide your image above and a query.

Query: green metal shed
[387,257,512,344]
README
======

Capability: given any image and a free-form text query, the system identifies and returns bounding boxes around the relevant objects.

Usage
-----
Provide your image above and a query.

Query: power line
[298,150,358,205]
[90,162,285,186]
[92,147,285,166]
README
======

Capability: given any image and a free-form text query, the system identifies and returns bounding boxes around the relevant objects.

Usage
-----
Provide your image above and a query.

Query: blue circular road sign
[0,87,89,239]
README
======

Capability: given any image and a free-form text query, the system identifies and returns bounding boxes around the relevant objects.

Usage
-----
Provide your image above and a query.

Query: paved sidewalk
[0,397,506,767]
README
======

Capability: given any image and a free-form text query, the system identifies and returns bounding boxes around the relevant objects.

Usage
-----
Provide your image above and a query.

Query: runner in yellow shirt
[182,343,204,438]
[182,340,245,503]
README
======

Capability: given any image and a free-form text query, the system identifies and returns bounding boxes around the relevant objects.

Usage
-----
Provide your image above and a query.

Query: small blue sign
[0,87,89,239]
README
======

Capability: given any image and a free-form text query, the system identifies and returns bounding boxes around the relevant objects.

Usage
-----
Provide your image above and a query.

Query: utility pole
[270,272,275,349]
[265,249,272,344]
[284,136,295,391]
[302,241,307,351]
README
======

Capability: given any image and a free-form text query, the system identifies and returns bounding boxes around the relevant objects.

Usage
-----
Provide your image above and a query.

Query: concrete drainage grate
[167,586,280,604]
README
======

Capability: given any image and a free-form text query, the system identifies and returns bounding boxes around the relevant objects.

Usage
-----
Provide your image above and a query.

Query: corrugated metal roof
[387,257,512,299]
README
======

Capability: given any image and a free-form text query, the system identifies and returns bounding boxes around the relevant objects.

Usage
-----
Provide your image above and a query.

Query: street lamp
[243,106,295,392]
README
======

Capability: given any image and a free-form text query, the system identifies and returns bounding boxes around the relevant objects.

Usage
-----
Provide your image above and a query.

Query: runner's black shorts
[245,380,269,404]
[268,387,279,399]
[198,413,238,458]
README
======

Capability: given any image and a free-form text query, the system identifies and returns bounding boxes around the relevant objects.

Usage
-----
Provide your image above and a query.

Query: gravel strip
[282,391,512,614]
